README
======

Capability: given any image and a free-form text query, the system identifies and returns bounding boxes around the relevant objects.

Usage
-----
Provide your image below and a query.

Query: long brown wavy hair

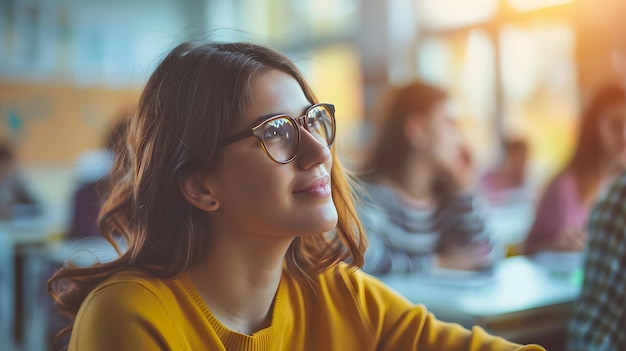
[362,80,459,199]
[48,41,367,340]
[568,81,626,201]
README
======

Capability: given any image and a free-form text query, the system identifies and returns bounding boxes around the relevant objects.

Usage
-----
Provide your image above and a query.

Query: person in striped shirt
[358,80,495,274]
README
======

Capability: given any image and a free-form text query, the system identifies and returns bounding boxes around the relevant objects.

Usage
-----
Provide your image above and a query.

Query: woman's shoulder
[316,263,412,305]
[73,270,189,336]
[310,263,423,328]
[83,270,184,313]
[547,169,577,190]
[71,270,188,349]
[537,169,580,204]
[95,269,168,290]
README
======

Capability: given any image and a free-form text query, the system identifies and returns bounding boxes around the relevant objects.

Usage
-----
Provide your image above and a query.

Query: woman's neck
[188,226,292,335]
[382,157,437,203]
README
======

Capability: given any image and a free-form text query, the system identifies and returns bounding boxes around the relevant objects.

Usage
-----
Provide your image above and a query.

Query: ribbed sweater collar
[180,273,289,350]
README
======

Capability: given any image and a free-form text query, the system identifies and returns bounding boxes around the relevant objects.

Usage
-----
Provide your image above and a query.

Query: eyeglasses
[222,103,336,164]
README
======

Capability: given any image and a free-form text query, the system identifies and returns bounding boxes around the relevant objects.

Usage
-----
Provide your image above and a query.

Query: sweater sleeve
[347,268,545,351]
[69,281,186,351]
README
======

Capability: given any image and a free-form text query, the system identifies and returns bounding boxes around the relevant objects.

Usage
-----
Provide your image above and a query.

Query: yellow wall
[0,82,141,166]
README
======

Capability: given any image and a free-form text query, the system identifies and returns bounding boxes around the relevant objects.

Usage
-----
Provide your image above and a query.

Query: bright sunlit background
[2,0,617,196]
[2,0,626,350]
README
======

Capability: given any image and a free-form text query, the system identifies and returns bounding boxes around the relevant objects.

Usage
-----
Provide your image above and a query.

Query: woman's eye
[264,127,283,139]
[263,119,291,141]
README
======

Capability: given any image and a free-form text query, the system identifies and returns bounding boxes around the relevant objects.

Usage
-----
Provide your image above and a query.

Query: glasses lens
[306,104,335,146]
[260,117,298,162]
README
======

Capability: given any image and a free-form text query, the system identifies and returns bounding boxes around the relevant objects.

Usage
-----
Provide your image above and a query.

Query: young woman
[524,82,626,255]
[49,41,543,350]
[358,81,495,274]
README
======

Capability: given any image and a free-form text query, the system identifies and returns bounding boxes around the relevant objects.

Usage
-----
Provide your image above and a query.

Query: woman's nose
[296,127,331,169]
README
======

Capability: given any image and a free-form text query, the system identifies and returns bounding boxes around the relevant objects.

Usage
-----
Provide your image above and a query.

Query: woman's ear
[179,174,220,212]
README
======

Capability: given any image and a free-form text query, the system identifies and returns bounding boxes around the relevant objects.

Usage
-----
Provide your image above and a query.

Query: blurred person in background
[0,140,41,220]
[48,41,544,351]
[68,117,128,238]
[358,80,496,275]
[567,169,626,351]
[481,138,530,205]
[523,82,626,255]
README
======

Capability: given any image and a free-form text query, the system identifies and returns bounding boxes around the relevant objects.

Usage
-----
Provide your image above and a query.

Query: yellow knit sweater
[69,263,545,350]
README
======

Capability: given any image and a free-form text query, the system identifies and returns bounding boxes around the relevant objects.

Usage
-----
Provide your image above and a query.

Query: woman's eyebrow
[250,104,313,125]
[251,113,281,126]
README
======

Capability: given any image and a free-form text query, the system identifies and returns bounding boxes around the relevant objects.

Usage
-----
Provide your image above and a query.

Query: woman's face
[207,69,338,239]
[422,100,466,174]
[599,102,626,160]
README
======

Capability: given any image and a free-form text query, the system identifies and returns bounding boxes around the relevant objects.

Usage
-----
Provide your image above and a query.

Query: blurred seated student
[358,80,495,275]
[567,169,626,351]
[481,138,530,205]
[0,141,42,220]
[523,82,626,255]
[68,118,128,238]
[48,41,544,351]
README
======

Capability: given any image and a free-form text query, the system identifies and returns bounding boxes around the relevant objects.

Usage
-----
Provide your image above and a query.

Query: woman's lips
[294,176,331,198]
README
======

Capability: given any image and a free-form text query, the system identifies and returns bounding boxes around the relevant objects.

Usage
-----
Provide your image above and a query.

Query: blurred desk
[0,219,54,351]
[486,199,535,252]
[378,256,582,343]
[21,237,123,351]
[0,231,17,351]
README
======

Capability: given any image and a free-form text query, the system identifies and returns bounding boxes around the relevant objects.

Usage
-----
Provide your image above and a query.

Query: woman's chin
[300,207,339,237]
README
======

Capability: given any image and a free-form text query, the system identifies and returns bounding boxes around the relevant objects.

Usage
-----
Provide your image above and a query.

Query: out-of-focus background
[1,0,625,350]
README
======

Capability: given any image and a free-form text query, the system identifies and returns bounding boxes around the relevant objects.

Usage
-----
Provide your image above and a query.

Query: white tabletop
[377,255,582,339]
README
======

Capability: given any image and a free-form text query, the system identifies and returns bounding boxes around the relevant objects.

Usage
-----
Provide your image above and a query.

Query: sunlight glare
[508,0,573,12]
[419,0,498,29]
